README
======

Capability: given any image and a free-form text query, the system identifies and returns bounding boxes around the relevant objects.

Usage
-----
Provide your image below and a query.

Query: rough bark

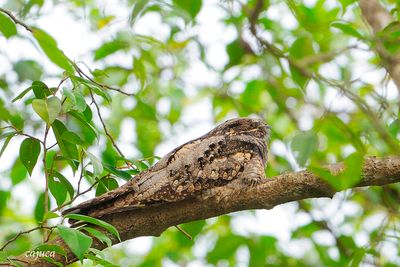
[358,0,400,92]
[12,156,400,266]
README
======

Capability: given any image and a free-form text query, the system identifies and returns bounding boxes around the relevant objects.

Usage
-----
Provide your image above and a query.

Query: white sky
[0,0,399,265]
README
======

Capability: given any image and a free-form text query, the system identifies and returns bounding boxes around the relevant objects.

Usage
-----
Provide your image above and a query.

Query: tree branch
[13,156,400,266]
[358,0,400,93]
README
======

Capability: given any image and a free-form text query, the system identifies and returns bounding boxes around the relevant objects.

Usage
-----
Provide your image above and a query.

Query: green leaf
[0,190,10,215]
[13,60,43,82]
[0,12,17,38]
[0,251,8,262]
[225,39,246,68]
[86,151,103,177]
[32,96,62,124]
[49,174,68,206]
[50,170,74,199]
[64,214,120,241]
[0,134,14,159]
[331,21,363,39]
[32,81,51,99]
[52,120,79,161]
[389,119,400,138]
[32,28,74,73]
[289,36,315,87]
[19,137,41,175]
[61,131,85,146]
[82,227,112,247]
[291,131,318,166]
[96,177,119,196]
[12,87,32,102]
[43,211,60,220]
[34,192,49,222]
[173,0,202,19]
[11,158,27,185]
[103,164,131,180]
[94,40,129,61]
[311,152,364,191]
[129,0,148,24]
[57,225,92,261]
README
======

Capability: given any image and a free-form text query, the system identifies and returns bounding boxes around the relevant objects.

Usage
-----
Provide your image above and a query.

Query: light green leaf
[129,0,148,24]
[32,96,62,124]
[291,131,318,166]
[43,211,60,220]
[0,134,14,159]
[64,214,120,241]
[32,28,74,73]
[86,151,103,177]
[14,60,43,82]
[331,21,363,39]
[19,137,41,175]
[57,225,92,261]
[0,12,17,38]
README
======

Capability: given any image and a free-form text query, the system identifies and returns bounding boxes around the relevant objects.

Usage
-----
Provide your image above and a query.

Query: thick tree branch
[14,156,400,266]
[358,0,400,93]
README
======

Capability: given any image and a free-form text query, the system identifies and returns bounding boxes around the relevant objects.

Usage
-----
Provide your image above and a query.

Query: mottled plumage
[63,118,270,219]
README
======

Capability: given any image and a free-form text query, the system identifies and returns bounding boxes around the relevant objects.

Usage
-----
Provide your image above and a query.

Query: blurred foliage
[0,0,399,266]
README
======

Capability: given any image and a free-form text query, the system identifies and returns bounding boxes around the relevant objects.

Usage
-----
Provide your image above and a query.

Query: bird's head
[208,117,270,139]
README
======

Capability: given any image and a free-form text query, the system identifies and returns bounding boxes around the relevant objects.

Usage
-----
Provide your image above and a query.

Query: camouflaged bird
[63,118,270,219]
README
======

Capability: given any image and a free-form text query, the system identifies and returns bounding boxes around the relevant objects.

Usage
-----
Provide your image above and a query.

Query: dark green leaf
[52,120,79,161]
[19,137,41,175]
[57,225,92,261]
[61,131,85,146]
[32,81,51,99]
[96,177,119,196]
[49,174,68,206]
[103,164,131,180]
[64,214,120,241]
[34,192,49,222]
[50,170,74,198]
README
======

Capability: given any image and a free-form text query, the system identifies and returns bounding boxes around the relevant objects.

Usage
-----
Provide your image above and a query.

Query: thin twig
[88,89,126,158]
[74,63,134,96]
[0,226,55,251]
[0,8,33,32]
[174,225,192,240]
[42,125,51,241]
